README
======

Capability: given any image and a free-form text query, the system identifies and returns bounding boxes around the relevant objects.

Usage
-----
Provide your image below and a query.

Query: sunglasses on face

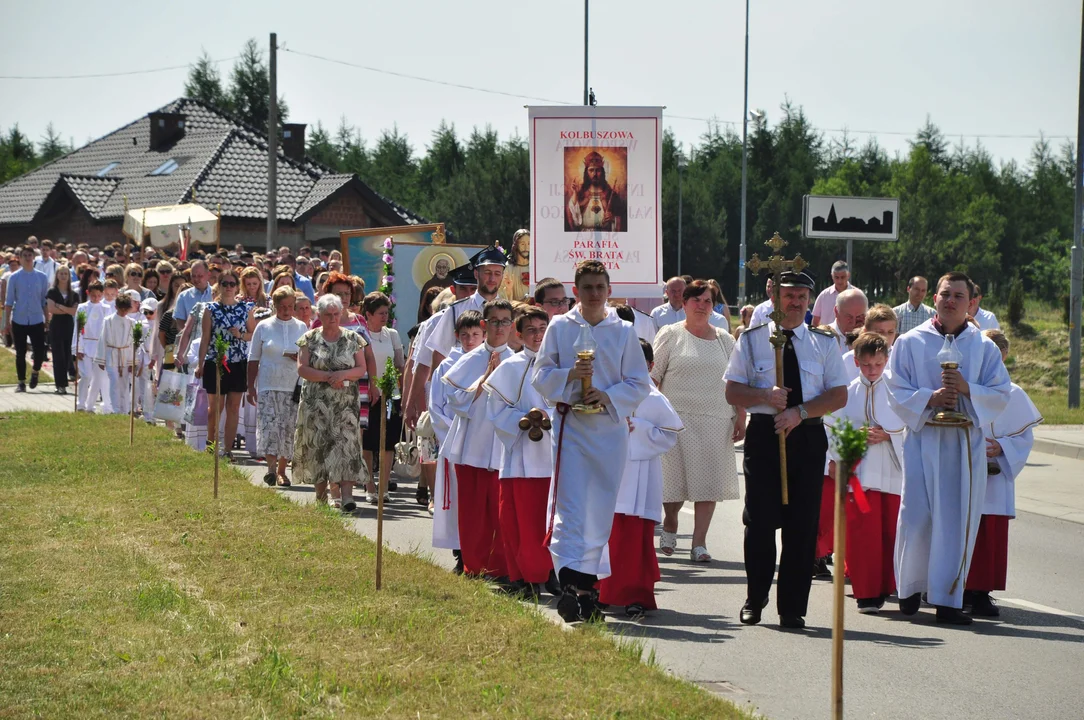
[143,310,155,316]
[219,281,238,288]
[129,272,143,278]
[159,268,173,275]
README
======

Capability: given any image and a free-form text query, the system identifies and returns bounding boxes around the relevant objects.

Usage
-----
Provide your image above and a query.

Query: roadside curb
[1032,438,1084,461]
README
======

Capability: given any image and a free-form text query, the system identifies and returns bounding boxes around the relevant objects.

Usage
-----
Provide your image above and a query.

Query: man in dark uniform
[724,270,848,629]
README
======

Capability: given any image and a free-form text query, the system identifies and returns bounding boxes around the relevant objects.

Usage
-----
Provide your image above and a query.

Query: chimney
[149,112,186,150]
[282,123,306,162]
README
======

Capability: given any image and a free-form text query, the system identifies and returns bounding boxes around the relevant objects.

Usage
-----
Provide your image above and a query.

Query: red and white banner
[529,106,663,297]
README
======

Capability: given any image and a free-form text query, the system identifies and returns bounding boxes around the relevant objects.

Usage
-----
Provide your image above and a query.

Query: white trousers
[104,366,131,416]
[77,356,108,412]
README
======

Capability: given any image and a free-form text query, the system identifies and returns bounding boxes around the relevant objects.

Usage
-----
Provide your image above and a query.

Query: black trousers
[742,415,828,617]
[12,322,47,383]
[49,321,74,388]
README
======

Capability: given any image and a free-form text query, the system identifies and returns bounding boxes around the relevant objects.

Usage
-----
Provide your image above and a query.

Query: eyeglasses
[487,319,514,328]
[541,299,567,307]
[219,281,238,288]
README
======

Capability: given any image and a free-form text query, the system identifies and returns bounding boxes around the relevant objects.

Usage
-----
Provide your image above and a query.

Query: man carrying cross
[724,268,848,629]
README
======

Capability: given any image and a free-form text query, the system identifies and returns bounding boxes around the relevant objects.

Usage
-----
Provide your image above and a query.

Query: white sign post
[529,106,663,297]
[803,195,900,273]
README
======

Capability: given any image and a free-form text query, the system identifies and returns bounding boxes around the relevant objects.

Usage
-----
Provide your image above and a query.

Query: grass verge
[0,347,22,385]
[0,412,750,719]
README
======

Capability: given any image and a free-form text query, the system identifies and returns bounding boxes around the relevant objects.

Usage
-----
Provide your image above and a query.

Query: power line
[0,56,238,80]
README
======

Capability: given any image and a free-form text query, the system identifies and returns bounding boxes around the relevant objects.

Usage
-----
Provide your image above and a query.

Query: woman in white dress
[652,280,746,562]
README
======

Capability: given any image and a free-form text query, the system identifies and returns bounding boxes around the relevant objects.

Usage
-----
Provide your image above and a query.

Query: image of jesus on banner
[564,147,628,233]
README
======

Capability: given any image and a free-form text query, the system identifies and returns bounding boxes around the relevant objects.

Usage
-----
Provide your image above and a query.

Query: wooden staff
[831,459,849,720]
[129,340,138,445]
[213,367,220,499]
[73,326,81,413]
[376,396,389,590]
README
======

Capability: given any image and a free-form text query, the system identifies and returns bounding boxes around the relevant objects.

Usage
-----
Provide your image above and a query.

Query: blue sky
[1,0,1078,166]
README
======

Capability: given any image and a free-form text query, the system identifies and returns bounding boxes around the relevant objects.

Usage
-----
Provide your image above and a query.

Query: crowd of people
[3,233,1037,630]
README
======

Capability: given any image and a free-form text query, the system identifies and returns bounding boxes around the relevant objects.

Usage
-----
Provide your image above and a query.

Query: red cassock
[498,477,553,583]
[599,514,661,608]
[455,465,506,577]
[845,490,901,599]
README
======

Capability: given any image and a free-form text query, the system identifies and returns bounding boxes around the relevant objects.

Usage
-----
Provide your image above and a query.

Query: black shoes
[415,484,429,506]
[935,606,973,625]
[578,592,602,622]
[856,597,884,614]
[452,550,464,576]
[15,383,26,393]
[967,591,1001,618]
[341,501,357,513]
[29,372,39,389]
[899,593,922,616]
[263,472,277,486]
[779,614,807,630]
[813,556,832,578]
[625,603,646,619]
[544,570,563,597]
[740,597,769,625]
[557,587,583,623]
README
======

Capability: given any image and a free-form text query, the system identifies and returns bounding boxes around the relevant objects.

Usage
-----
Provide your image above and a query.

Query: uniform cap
[469,245,508,269]
[450,264,478,286]
[778,269,816,291]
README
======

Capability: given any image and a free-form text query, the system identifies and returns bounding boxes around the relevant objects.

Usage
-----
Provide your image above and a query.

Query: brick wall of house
[308,191,373,230]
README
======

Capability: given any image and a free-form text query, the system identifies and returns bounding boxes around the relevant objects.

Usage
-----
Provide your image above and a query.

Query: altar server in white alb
[442,299,515,579]
[598,339,683,618]
[887,271,1011,625]
[964,329,1041,618]
[135,297,159,421]
[532,260,653,623]
[73,280,109,413]
[826,332,905,614]
[429,309,484,563]
[94,293,136,415]
[485,305,559,596]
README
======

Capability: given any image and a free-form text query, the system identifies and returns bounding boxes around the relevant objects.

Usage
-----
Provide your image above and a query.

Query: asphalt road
[238,451,1084,720]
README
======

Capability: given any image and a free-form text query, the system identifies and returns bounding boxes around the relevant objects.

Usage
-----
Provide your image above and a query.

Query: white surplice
[826,374,905,495]
[886,319,1011,608]
[94,312,135,369]
[73,300,109,412]
[442,342,513,471]
[430,348,463,550]
[612,386,683,523]
[531,306,652,579]
[982,383,1042,517]
[484,348,554,480]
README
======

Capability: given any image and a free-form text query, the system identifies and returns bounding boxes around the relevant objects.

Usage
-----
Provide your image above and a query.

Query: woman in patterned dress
[652,280,747,563]
[195,268,256,460]
[293,294,370,512]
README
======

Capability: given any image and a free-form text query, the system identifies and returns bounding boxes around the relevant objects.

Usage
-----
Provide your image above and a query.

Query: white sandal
[659,530,678,556]
[691,545,712,563]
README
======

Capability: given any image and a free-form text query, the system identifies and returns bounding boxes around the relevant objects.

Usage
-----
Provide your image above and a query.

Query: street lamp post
[677,152,687,276]
[738,0,750,305]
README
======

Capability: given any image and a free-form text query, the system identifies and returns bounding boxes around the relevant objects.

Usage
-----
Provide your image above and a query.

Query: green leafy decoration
[375,356,399,401]
[131,321,144,346]
[829,418,869,474]
[212,331,230,372]
[76,309,87,333]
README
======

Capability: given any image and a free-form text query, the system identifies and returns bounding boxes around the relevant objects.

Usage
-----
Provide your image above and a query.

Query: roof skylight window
[150,158,179,176]
[96,162,120,177]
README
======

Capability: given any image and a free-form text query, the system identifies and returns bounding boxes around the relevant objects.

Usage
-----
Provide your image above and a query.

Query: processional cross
[746,232,808,505]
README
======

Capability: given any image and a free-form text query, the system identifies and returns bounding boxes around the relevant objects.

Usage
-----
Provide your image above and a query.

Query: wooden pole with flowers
[377,237,396,329]
[374,356,400,590]
[74,309,86,413]
[130,322,144,445]
[212,331,230,499]
[827,418,869,720]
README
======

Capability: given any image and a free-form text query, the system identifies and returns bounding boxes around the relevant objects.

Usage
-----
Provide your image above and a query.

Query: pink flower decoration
[389,294,397,303]
[392,319,398,328]
[382,253,394,264]
[383,238,393,249]
[383,275,394,284]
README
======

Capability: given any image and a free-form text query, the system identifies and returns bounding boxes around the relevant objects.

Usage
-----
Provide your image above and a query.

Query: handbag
[154,369,187,422]
[291,377,302,404]
[183,378,209,426]
[394,426,421,479]
[415,410,435,440]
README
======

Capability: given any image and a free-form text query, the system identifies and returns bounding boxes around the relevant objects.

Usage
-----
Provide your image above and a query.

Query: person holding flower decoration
[362,291,404,498]
[195,268,256,461]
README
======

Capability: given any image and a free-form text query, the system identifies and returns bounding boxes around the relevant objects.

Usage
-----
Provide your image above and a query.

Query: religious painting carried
[529,106,663,297]
[387,241,486,327]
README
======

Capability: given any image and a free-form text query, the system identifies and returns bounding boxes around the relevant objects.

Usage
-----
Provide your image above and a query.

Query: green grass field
[0,347,21,385]
[0,412,750,719]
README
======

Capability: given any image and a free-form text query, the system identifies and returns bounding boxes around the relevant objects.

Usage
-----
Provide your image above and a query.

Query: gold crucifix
[746,232,809,505]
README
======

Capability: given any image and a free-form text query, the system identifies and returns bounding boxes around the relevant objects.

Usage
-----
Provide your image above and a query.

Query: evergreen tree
[38,123,70,162]
[228,39,288,131]
[185,50,231,112]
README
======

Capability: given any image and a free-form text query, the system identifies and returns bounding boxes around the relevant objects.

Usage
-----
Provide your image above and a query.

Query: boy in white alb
[598,339,683,618]
[826,332,905,613]
[442,299,515,579]
[73,281,109,413]
[964,329,1042,617]
[429,311,483,569]
[135,297,158,421]
[485,306,558,596]
[94,293,136,415]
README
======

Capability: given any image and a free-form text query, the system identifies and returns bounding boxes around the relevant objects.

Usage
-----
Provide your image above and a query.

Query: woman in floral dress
[293,294,370,512]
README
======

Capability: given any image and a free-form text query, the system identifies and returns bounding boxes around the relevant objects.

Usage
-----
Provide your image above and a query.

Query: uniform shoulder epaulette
[747,322,770,332]
[811,325,837,338]
[450,296,470,307]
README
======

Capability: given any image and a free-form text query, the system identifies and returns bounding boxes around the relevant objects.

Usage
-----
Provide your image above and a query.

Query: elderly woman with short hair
[248,286,308,487]
[293,294,370,511]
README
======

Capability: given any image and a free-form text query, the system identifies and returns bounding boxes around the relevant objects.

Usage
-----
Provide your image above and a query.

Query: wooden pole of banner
[129,342,138,446]
[215,203,222,254]
[376,398,388,590]
[73,331,80,413]
[213,369,220,500]
[830,461,849,720]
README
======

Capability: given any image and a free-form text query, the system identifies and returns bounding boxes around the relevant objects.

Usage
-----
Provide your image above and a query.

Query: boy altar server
[887,272,1011,625]
[73,281,109,413]
[532,260,653,623]
[598,339,683,618]
[826,332,905,614]
[430,310,484,567]
[485,305,560,596]
[965,329,1042,617]
[94,293,136,415]
[442,300,515,578]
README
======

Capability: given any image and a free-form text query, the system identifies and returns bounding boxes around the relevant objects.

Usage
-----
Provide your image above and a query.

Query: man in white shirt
[826,288,868,351]
[811,260,855,327]
[969,284,1000,330]
[893,276,936,336]
[749,278,775,328]
[34,239,58,286]
[650,277,686,330]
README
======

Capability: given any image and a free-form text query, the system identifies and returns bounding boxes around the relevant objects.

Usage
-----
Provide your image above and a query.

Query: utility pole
[738,0,750,304]
[583,1,589,105]
[267,32,278,253]
[677,153,686,275]
[1070,0,1084,408]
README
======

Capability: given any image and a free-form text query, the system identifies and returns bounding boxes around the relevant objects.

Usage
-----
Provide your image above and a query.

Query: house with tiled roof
[0,97,428,249]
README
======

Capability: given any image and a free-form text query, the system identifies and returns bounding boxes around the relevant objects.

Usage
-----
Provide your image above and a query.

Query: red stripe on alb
[543,403,571,547]
[442,458,452,511]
